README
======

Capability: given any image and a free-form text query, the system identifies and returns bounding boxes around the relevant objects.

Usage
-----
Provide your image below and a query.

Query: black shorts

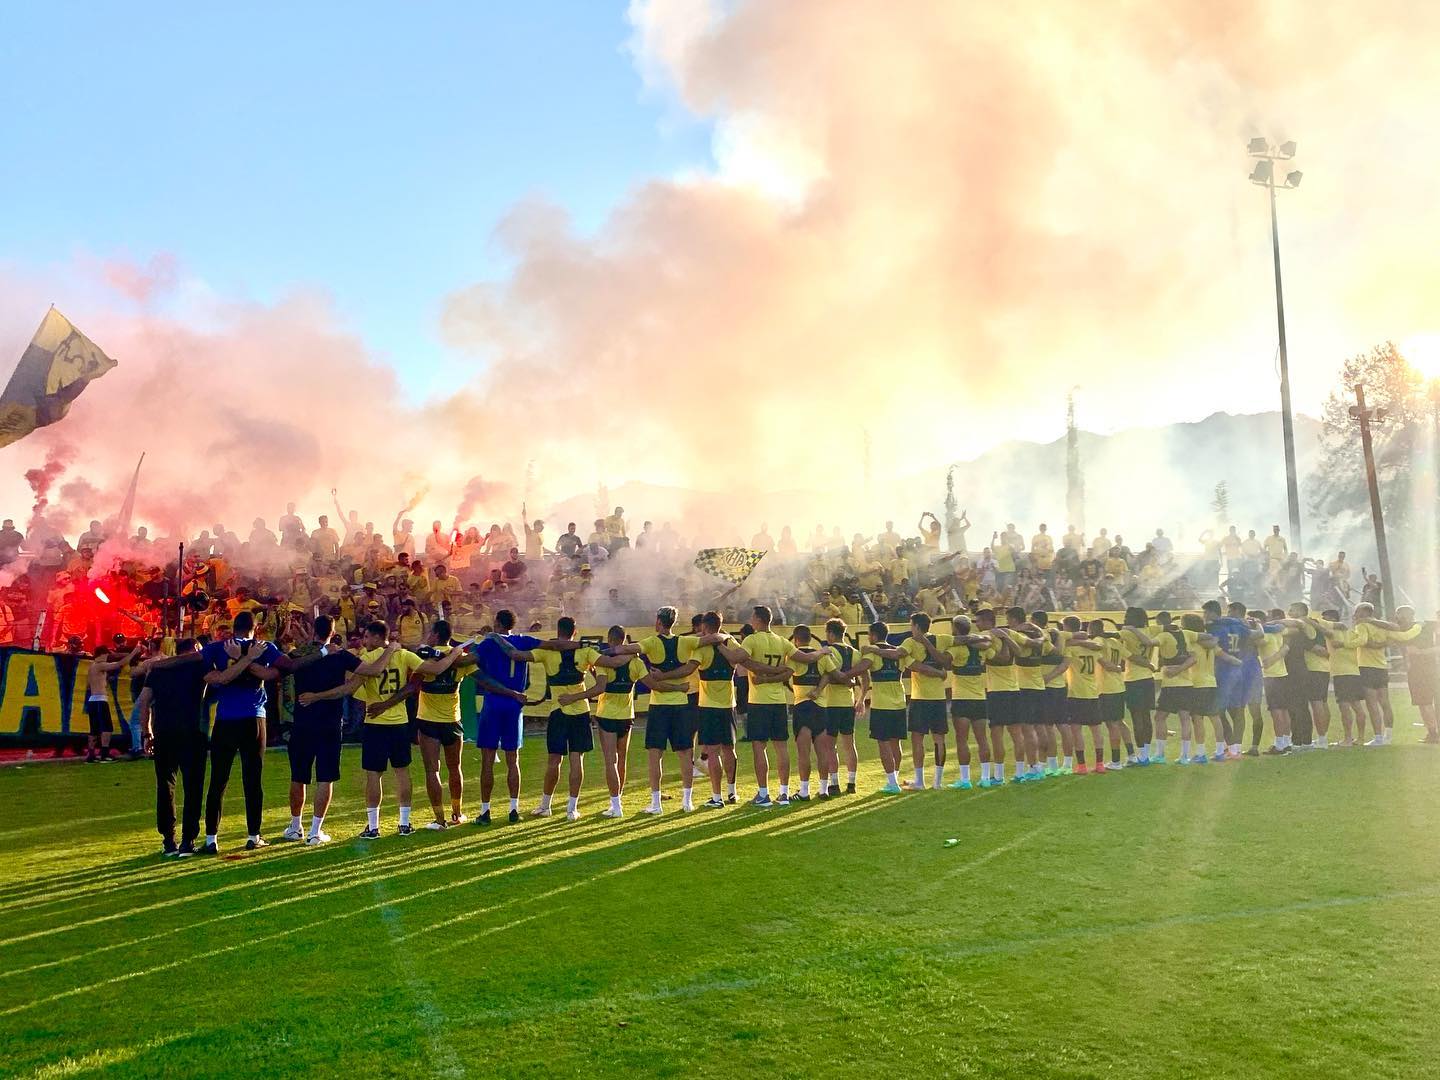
[697,706,736,746]
[86,699,113,735]
[1041,686,1068,725]
[416,719,463,746]
[870,707,907,741]
[744,703,789,743]
[907,699,947,734]
[1360,666,1389,691]
[1333,674,1365,703]
[1100,693,1125,725]
[645,703,695,752]
[1067,697,1100,725]
[1017,688,1045,725]
[1305,670,1330,703]
[361,723,412,772]
[1124,678,1156,713]
[1188,686,1218,717]
[546,710,593,755]
[1264,677,1293,712]
[986,691,1018,725]
[824,705,856,737]
[792,699,826,737]
[289,720,342,784]
[1411,678,1436,709]
[597,717,633,736]
[948,698,987,723]
[1156,686,1190,714]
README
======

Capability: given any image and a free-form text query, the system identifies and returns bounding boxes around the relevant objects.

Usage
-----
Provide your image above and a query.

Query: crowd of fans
[0,498,1379,662]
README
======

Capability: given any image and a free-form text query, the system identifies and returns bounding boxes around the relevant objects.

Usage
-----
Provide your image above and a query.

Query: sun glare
[1402,333,1440,382]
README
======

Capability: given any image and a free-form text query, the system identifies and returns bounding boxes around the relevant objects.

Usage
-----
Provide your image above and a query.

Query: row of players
[140,599,1430,851]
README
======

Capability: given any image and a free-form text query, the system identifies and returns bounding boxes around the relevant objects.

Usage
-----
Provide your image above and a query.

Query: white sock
[1215,741,1225,756]
[996,763,1006,781]
[205,834,217,846]
[847,770,857,784]
[249,833,261,843]
[609,795,622,813]
[481,801,491,813]
[727,782,736,797]
[398,806,411,826]
[289,814,301,831]
[1317,734,1328,747]
[885,771,898,786]
[1064,755,1074,769]
[309,815,324,837]
[913,767,925,788]
[980,761,991,781]
[933,765,944,787]
[960,764,971,782]
[799,780,810,797]
[682,787,694,810]
[1229,743,1242,755]
[366,807,379,829]
[1139,746,1149,762]
[509,798,519,811]
[1181,739,1191,758]
[1046,756,1057,771]
[649,789,661,810]
[779,784,789,797]
[757,786,769,799]
[567,796,578,814]
[1156,738,1167,757]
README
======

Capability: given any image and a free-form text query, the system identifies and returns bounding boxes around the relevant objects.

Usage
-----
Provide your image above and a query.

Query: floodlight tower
[1248,137,1305,554]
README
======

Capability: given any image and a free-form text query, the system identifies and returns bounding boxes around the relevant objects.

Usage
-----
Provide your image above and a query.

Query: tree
[1310,341,1425,577]
[1211,481,1230,525]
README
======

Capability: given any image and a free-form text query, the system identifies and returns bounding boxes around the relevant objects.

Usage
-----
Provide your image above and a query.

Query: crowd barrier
[0,614,1131,747]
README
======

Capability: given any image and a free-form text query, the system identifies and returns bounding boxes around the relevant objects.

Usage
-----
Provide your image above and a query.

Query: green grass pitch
[4,701,1440,1078]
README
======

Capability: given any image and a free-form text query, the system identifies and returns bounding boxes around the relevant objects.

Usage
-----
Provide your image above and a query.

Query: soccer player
[977,607,1022,786]
[1053,618,1104,773]
[1118,607,1157,764]
[411,619,478,827]
[200,611,282,852]
[819,618,866,795]
[1151,612,1199,765]
[861,622,908,794]
[285,615,394,844]
[788,624,838,801]
[690,611,743,807]
[580,626,645,816]
[1259,609,1295,753]
[1003,608,1050,781]
[1351,603,1400,744]
[941,614,989,789]
[1034,612,1071,776]
[1275,603,1326,749]
[899,612,953,790]
[84,642,141,762]
[137,639,208,855]
[1093,620,1132,768]
[1392,607,1438,742]
[1319,610,1365,746]
[531,618,601,820]
[737,605,806,807]
[1182,612,1240,761]
[471,609,542,823]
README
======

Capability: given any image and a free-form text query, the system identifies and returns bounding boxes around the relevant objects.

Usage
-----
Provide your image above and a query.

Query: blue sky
[0,2,712,401]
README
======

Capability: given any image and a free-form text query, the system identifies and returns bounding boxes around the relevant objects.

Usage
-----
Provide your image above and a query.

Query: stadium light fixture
[1246,135,1306,553]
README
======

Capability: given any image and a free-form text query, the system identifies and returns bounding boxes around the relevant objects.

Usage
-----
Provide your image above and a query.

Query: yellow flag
[0,308,117,448]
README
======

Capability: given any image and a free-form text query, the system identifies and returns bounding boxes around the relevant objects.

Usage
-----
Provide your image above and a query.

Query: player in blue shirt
[199,610,282,852]
[470,609,541,823]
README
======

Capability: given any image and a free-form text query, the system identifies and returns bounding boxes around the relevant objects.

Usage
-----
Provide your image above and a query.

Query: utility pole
[1349,384,1395,615]
[1248,138,1304,553]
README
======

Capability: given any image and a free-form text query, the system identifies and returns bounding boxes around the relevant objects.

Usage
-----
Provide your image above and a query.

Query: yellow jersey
[899,633,953,700]
[414,645,467,723]
[821,643,862,708]
[356,647,424,725]
[639,634,697,707]
[741,631,797,707]
[982,637,1019,693]
[1157,628,1199,688]
[1043,630,1071,689]
[1258,631,1288,676]
[692,642,738,710]
[789,650,836,705]
[1011,632,1047,691]
[1119,627,1154,683]
[536,646,600,716]
[1353,621,1391,670]
[1190,640,1218,689]
[1326,625,1360,677]
[523,658,551,718]
[594,657,646,721]
[1063,642,1101,699]
[1299,620,1329,673]
[945,640,987,701]
[1099,636,1126,695]
[862,648,906,712]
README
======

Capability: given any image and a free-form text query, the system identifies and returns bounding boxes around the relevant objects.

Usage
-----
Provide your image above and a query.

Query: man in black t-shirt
[284,614,362,845]
[138,639,210,856]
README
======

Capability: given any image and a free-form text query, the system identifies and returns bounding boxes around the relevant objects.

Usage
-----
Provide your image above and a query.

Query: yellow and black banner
[0,308,117,449]
[0,646,137,744]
